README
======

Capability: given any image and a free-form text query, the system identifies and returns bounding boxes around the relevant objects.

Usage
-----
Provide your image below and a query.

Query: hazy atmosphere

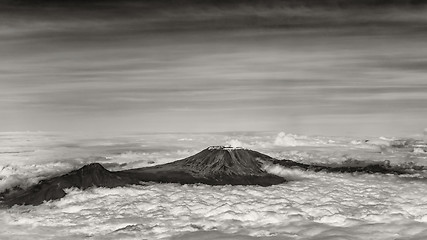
[1,0,427,136]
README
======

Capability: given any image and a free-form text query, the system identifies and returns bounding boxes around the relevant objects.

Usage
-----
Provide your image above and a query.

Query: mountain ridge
[2,145,421,207]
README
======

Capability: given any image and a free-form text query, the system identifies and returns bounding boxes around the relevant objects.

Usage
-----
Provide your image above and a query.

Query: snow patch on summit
[207,146,246,151]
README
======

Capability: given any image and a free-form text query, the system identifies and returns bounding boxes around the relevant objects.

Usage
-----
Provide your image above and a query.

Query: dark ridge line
[271,159,421,175]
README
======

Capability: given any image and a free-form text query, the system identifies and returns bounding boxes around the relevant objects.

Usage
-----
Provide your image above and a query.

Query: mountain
[1,163,132,207]
[2,146,418,207]
[1,147,285,207]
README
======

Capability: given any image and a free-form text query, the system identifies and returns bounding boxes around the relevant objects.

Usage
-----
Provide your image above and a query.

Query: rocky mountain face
[179,146,273,176]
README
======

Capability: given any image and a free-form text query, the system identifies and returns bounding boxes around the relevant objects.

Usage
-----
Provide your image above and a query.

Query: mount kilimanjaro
[0,146,413,207]
[1,146,284,207]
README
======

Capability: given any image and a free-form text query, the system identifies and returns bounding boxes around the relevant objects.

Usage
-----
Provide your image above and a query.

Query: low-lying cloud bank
[1,174,427,239]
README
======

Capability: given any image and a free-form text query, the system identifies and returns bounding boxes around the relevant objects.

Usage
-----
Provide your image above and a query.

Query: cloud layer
[2,174,427,239]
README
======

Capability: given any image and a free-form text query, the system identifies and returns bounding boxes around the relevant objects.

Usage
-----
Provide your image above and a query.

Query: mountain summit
[178,146,275,176]
[124,146,285,186]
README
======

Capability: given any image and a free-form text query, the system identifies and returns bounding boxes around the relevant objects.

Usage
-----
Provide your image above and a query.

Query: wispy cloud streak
[1,1,427,135]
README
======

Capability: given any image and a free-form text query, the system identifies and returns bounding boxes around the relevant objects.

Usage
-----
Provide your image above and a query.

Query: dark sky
[1,0,427,136]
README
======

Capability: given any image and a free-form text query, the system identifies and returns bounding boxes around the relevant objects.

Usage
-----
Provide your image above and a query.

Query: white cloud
[225,139,245,148]
[274,132,301,146]
[273,132,327,147]
[2,173,427,240]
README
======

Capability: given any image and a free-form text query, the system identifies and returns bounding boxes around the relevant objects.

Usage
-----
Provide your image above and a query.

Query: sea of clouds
[1,131,427,239]
[2,172,427,239]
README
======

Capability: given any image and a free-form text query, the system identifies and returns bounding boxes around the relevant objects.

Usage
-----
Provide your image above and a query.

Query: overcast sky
[1,1,427,137]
